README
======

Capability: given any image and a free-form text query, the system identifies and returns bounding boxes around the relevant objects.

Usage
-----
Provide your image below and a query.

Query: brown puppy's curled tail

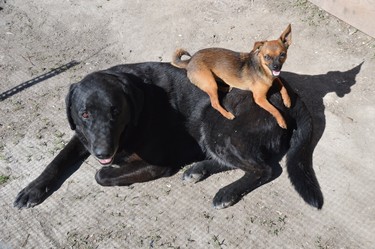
[171,49,191,68]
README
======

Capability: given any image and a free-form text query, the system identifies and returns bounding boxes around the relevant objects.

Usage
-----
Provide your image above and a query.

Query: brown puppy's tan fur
[171,24,292,129]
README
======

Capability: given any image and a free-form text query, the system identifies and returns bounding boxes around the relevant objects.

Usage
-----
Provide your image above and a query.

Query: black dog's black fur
[14,62,323,209]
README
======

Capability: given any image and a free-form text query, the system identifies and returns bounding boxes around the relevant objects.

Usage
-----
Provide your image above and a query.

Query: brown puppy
[171,24,292,129]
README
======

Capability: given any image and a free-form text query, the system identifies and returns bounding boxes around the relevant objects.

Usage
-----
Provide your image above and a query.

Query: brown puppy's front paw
[283,97,291,108]
[223,112,235,120]
[277,118,287,129]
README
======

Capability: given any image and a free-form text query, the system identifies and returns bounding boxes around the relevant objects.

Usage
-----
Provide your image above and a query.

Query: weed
[212,235,226,248]
[49,130,68,155]
[203,211,214,220]
[249,215,257,223]
[315,236,330,249]
[0,175,10,185]
[54,131,65,138]
[13,132,25,145]
[293,0,308,7]
[66,230,96,249]
[12,100,25,111]
[292,0,328,26]
[0,144,6,162]
[261,214,288,236]
[0,153,12,164]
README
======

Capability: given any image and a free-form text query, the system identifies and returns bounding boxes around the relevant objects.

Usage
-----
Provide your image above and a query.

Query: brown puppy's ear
[279,24,292,48]
[65,83,76,130]
[251,41,265,53]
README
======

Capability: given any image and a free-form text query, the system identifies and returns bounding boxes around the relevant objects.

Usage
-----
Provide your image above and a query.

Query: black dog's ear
[121,79,144,126]
[65,83,76,130]
[104,71,144,126]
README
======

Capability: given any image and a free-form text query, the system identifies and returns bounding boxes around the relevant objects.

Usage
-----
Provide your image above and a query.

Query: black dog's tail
[286,97,324,209]
[171,49,191,69]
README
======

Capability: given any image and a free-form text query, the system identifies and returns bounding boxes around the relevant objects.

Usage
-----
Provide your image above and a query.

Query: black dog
[14,62,323,209]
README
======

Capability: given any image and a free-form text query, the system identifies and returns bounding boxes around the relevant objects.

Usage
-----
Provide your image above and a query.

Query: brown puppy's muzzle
[270,62,283,76]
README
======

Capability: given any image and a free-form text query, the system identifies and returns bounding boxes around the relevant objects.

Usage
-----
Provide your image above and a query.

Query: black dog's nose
[94,148,112,159]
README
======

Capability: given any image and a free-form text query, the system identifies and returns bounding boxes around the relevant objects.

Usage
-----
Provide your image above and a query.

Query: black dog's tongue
[98,158,113,165]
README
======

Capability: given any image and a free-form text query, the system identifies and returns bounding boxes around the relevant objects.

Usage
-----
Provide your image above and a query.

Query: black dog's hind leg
[95,159,178,186]
[213,162,273,209]
[182,160,232,183]
[14,135,90,209]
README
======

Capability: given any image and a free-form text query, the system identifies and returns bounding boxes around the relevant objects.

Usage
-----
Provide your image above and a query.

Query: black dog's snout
[94,148,113,159]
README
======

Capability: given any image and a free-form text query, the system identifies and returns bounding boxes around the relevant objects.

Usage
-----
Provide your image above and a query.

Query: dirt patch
[1,0,374,248]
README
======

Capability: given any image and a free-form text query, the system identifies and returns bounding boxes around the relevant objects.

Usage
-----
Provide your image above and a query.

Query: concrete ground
[0,0,374,248]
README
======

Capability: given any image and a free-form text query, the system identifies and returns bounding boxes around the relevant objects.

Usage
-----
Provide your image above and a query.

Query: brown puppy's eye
[264,55,271,61]
[279,52,286,58]
[82,112,89,119]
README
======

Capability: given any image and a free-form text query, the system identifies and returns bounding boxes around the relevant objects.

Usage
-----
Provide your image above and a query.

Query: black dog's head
[66,71,144,166]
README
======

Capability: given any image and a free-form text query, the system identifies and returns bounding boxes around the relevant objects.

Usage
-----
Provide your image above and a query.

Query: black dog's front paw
[14,184,48,209]
[95,166,114,186]
[95,166,128,186]
[212,187,241,210]
[182,165,207,183]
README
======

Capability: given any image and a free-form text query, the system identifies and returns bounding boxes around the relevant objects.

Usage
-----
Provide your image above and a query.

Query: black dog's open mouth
[97,157,114,166]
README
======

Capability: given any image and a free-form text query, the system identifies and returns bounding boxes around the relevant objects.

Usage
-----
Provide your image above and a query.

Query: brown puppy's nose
[272,64,281,71]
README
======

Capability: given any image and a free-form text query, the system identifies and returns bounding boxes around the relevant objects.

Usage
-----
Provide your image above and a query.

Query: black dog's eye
[110,107,120,117]
[82,111,89,119]
[264,55,271,61]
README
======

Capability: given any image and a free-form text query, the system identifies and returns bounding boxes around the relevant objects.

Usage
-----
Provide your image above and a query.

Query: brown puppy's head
[252,24,292,77]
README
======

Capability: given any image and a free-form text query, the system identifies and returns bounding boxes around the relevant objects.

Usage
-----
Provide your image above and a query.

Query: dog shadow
[282,62,363,152]
[262,62,363,186]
